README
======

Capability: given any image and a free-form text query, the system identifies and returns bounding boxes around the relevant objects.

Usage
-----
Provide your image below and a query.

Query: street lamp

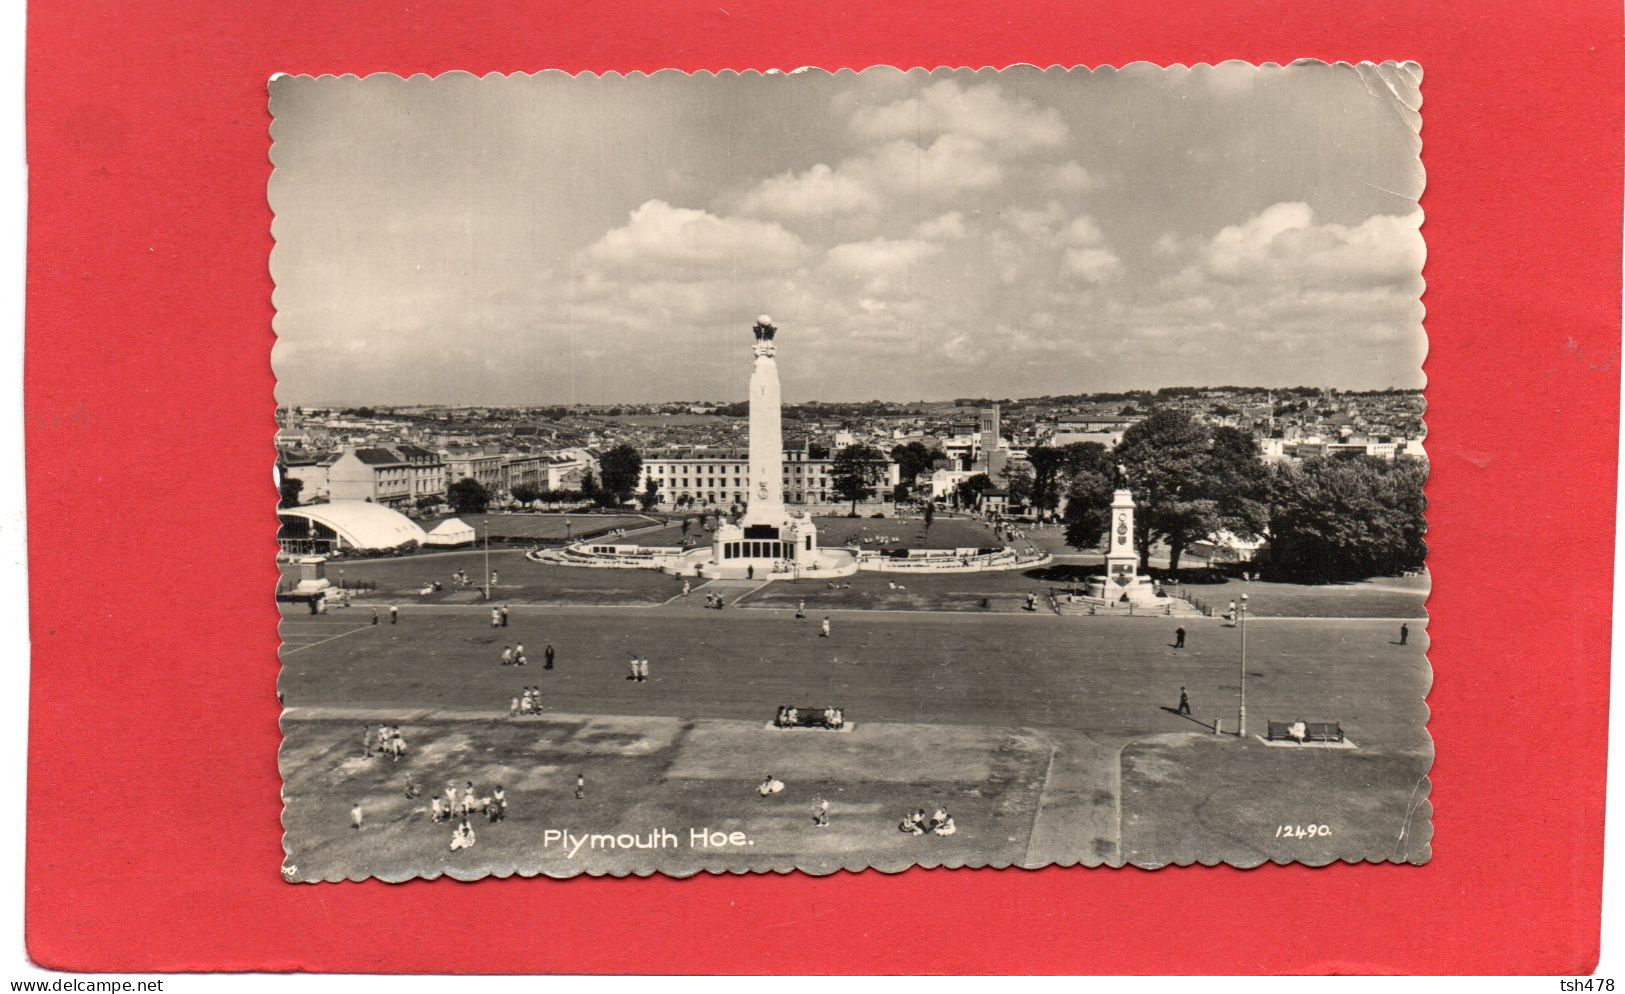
[483,521,491,600]
[1237,591,1250,737]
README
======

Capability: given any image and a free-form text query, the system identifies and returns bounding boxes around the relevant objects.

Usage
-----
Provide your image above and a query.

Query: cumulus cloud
[1047,161,1098,192]
[733,162,885,220]
[915,211,968,240]
[850,79,1069,152]
[1199,202,1424,288]
[586,200,807,275]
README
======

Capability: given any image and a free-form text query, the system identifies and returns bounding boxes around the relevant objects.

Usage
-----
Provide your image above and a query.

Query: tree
[890,441,935,490]
[510,483,541,507]
[447,477,491,515]
[581,471,599,502]
[598,444,643,506]
[415,494,441,513]
[1060,463,1114,549]
[1001,463,1034,510]
[278,474,304,508]
[954,473,995,511]
[640,477,661,511]
[1265,455,1426,581]
[892,482,912,503]
[1207,426,1271,542]
[831,444,886,513]
[1113,408,1222,571]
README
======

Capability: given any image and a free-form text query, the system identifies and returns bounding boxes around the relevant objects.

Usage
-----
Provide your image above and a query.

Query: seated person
[899,810,926,835]
[933,813,957,836]
[785,708,799,725]
[449,820,476,851]
[1288,720,1308,743]
[927,807,949,832]
[757,774,785,797]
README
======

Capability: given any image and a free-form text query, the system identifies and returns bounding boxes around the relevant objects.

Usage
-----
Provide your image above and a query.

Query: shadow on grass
[1160,706,1218,733]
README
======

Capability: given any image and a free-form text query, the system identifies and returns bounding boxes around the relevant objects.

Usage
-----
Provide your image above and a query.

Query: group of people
[449,569,478,589]
[898,807,957,836]
[509,685,544,716]
[361,723,408,761]
[702,592,727,610]
[773,706,844,729]
[499,642,528,666]
[490,605,510,628]
[433,779,509,852]
[626,655,651,682]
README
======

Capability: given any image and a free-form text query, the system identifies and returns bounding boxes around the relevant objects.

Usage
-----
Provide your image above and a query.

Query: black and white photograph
[271,63,1429,880]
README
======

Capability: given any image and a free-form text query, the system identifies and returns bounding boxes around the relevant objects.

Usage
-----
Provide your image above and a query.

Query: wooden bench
[774,705,845,730]
[1266,720,1344,743]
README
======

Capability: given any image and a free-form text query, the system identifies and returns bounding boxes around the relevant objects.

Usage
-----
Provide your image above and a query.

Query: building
[501,452,544,494]
[394,444,447,505]
[442,447,505,494]
[640,442,897,508]
[326,447,417,508]
[1049,414,1135,448]
[278,451,331,503]
[277,500,428,555]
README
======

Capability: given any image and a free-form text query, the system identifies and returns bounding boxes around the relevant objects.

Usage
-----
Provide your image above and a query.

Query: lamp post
[483,521,491,600]
[1237,591,1250,737]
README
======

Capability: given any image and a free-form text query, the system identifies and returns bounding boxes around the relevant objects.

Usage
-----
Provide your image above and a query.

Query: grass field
[738,569,1065,613]
[1119,733,1431,866]
[280,598,1431,875]
[426,512,657,542]
[281,714,1051,880]
[1171,574,1429,619]
[809,515,1000,551]
[279,550,683,605]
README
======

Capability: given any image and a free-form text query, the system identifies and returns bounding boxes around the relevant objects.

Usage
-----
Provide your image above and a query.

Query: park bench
[774,705,845,730]
[1265,720,1344,743]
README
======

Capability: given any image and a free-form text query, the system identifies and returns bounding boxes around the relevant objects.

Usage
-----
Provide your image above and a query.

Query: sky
[269,63,1425,406]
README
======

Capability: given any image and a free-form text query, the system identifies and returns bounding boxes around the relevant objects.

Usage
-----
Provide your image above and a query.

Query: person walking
[1399,623,1409,646]
[371,607,379,626]
[389,604,399,624]
[500,645,513,666]
[575,773,586,800]
[544,643,555,670]
[514,642,527,666]
[500,605,510,628]
[1174,626,1186,649]
[819,616,831,638]
[350,801,364,831]
[490,607,501,629]
[795,599,806,620]
[1177,686,1192,716]
[637,656,650,683]
[628,655,640,682]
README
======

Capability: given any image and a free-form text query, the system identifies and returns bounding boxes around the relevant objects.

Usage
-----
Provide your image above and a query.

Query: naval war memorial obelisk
[702,316,825,578]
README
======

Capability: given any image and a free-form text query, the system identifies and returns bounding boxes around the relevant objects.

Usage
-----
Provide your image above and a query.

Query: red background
[23,0,1621,974]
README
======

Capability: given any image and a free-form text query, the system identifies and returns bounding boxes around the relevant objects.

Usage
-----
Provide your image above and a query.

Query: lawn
[1118,733,1431,866]
[428,512,657,543]
[279,550,683,605]
[1169,574,1429,618]
[280,602,1430,873]
[738,568,1072,613]
[280,713,1050,880]
[810,514,1000,551]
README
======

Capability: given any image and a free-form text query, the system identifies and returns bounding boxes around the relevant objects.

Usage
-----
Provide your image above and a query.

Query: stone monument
[1084,485,1167,607]
[704,316,822,578]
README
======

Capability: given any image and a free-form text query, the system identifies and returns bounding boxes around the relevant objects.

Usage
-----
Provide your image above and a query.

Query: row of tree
[1046,408,1424,581]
